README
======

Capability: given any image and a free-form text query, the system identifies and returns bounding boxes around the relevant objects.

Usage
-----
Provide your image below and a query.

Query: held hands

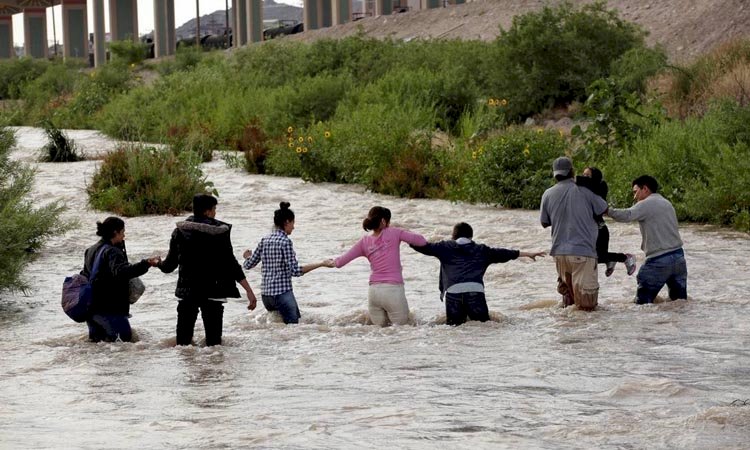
[520,251,546,261]
[146,256,162,267]
[242,249,252,259]
[322,258,336,268]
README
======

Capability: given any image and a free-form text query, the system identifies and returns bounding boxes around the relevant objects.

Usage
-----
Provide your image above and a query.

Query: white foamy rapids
[1,127,749,449]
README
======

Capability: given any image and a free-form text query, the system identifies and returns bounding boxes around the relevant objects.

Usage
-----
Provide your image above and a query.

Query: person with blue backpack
[81,217,161,342]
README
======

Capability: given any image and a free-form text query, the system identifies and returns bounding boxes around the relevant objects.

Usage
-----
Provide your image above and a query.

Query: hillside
[288,0,750,62]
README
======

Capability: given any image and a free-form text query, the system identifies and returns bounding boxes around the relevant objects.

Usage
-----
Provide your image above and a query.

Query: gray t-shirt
[540,178,608,258]
[608,193,683,259]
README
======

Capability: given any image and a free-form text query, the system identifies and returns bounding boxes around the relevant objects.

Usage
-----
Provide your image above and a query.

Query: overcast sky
[11,0,302,46]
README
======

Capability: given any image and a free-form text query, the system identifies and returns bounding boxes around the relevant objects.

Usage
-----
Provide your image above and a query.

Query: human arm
[158,229,180,273]
[334,239,365,268]
[239,278,257,311]
[243,243,262,270]
[301,260,334,274]
[107,247,151,280]
[397,228,428,247]
[540,195,551,228]
[409,242,441,257]
[607,199,648,223]
[487,247,521,264]
[518,251,546,261]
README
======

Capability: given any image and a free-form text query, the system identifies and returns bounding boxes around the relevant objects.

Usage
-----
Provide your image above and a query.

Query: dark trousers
[87,314,132,342]
[176,298,224,346]
[445,292,490,326]
[597,225,627,264]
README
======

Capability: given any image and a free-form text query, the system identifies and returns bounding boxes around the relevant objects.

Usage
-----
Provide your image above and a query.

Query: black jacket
[411,240,519,296]
[81,240,150,316]
[159,216,246,299]
[576,175,609,224]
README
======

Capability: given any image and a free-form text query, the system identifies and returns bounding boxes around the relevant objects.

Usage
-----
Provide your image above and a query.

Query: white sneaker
[605,261,616,277]
[625,253,637,276]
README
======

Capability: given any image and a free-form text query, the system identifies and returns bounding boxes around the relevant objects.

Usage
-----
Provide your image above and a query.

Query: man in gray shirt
[607,175,687,304]
[540,157,608,311]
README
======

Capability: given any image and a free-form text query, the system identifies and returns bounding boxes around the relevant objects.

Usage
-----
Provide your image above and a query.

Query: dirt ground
[289,0,750,62]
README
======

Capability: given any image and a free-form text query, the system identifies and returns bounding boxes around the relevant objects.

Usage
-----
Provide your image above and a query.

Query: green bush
[0,58,50,100]
[459,127,569,208]
[610,46,668,94]
[0,127,70,294]
[109,40,150,65]
[39,120,83,162]
[87,145,215,216]
[488,1,647,119]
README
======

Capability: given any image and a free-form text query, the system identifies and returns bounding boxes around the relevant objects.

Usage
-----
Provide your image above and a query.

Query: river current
[1,127,749,449]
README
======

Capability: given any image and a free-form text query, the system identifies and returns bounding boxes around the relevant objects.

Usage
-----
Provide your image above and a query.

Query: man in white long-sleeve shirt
[607,175,687,304]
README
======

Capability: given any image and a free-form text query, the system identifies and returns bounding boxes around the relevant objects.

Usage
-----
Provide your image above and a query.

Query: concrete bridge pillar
[153,0,176,57]
[246,0,263,43]
[109,0,138,42]
[421,0,441,9]
[233,0,248,47]
[0,15,13,59]
[304,0,332,30]
[92,0,106,66]
[375,0,393,16]
[332,0,352,25]
[23,8,48,59]
[62,0,89,60]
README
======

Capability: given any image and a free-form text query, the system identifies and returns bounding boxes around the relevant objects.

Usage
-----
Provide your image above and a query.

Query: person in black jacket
[82,217,161,342]
[577,167,637,277]
[158,194,257,346]
[412,222,545,326]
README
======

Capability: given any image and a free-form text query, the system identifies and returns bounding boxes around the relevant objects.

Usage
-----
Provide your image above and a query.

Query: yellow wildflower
[307,136,313,143]
[324,131,331,138]
[537,128,543,134]
[295,147,303,153]
[288,143,294,148]
[302,147,309,153]
[488,98,496,106]
[287,126,294,134]
[298,136,304,143]
[472,151,477,160]
[501,99,508,106]
[523,146,530,157]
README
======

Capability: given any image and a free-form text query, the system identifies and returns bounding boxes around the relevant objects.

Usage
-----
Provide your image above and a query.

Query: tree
[0,127,70,295]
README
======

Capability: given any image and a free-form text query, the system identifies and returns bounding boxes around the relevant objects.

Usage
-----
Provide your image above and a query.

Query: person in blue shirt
[412,222,545,326]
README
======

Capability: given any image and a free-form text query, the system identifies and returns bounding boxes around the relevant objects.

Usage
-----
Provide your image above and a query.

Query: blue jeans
[262,290,301,324]
[637,249,688,304]
[87,314,132,342]
[444,292,489,326]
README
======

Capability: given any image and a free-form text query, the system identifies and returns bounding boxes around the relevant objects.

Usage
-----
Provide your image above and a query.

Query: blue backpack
[61,245,109,323]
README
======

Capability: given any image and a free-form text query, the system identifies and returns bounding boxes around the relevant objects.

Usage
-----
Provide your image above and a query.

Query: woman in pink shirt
[332,206,427,326]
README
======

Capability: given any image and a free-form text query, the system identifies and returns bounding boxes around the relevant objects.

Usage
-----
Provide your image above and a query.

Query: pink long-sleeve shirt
[334,227,427,285]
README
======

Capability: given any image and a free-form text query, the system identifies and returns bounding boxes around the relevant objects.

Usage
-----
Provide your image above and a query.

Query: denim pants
[262,290,301,324]
[636,248,688,304]
[444,292,490,326]
[87,314,132,342]
[176,298,224,346]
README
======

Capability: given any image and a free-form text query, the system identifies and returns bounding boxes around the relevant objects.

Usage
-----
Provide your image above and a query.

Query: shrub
[40,120,83,162]
[0,58,50,99]
[0,127,70,294]
[87,145,215,216]
[488,1,646,119]
[459,127,570,208]
[109,40,150,65]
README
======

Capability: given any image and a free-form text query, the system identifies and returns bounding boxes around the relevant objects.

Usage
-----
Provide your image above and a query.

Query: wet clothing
[261,290,301,324]
[541,178,607,309]
[334,227,427,284]
[609,193,687,303]
[608,194,684,259]
[411,238,519,326]
[335,227,426,327]
[244,229,303,297]
[540,178,608,258]
[81,240,150,342]
[577,175,627,265]
[159,216,247,346]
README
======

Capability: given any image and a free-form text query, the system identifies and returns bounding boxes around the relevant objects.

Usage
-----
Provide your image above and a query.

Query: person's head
[582,166,603,185]
[274,202,295,234]
[362,206,391,232]
[452,222,473,240]
[193,194,218,219]
[552,156,574,181]
[632,175,659,201]
[96,216,125,244]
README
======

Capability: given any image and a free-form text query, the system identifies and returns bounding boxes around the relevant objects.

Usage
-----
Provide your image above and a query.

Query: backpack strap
[90,244,110,281]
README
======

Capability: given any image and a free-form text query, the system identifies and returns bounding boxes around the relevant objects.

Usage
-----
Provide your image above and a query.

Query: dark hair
[96,216,125,240]
[554,173,573,181]
[193,194,218,218]
[585,167,603,185]
[452,222,473,240]
[632,175,659,193]
[274,202,295,228]
[362,206,391,231]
